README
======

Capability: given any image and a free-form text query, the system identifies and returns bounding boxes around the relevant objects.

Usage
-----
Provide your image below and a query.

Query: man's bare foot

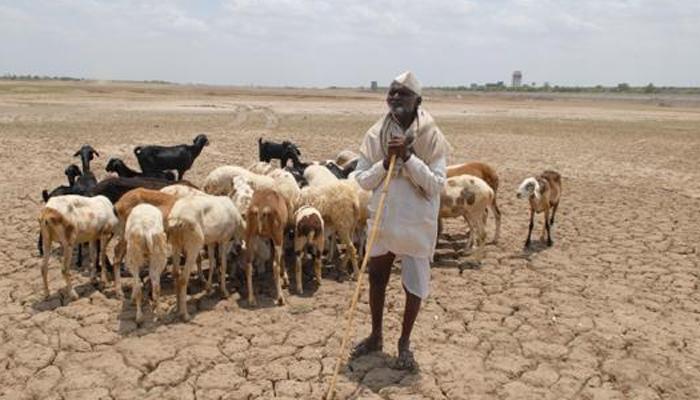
[396,339,417,370]
[350,335,383,359]
[395,348,417,370]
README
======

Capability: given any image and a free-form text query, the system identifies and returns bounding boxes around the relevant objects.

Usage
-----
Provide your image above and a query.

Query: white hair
[517,177,540,200]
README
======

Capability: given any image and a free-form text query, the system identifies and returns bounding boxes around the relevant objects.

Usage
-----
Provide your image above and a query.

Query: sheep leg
[472,215,487,262]
[281,253,290,289]
[206,245,216,294]
[171,249,182,313]
[130,263,143,324]
[327,233,337,264]
[314,234,324,285]
[313,249,323,286]
[180,249,196,321]
[41,234,51,298]
[113,237,126,268]
[339,231,359,279]
[62,243,79,301]
[88,241,99,282]
[104,235,122,299]
[149,250,165,319]
[246,260,256,306]
[490,198,502,244]
[219,242,230,298]
[295,250,303,295]
[543,208,553,247]
[462,215,475,255]
[273,244,286,306]
[38,233,44,256]
[294,235,304,294]
[462,215,475,251]
[550,202,559,226]
[524,208,534,249]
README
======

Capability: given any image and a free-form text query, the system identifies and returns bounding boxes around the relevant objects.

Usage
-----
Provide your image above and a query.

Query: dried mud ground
[1,82,699,400]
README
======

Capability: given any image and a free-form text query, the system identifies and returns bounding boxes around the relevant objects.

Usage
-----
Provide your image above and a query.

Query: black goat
[134,134,209,181]
[341,158,359,177]
[284,165,309,188]
[74,171,97,194]
[87,176,197,203]
[322,160,346,179]
[258,137,302,168]
[105,158,176,181]
[74,144,99,173]
[41,164,82,201]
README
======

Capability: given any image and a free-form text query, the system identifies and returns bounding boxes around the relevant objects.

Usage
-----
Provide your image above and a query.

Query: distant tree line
[1,73,84,81]
[425,82,700,95]
[1,74,172,85]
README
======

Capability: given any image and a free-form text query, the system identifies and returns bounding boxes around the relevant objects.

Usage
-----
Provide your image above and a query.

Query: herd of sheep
[38,134,562,324]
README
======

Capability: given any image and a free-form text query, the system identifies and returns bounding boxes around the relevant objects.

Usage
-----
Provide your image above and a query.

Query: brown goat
[245,189,289,306]
[445,161,502,243]
[516,170,562,248]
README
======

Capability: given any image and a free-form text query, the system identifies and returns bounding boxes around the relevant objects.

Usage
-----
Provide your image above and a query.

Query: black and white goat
[134,134,209,181]
[258,137,302,168]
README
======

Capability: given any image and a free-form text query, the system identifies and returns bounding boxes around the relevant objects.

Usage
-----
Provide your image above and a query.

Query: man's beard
[389,105,414,120]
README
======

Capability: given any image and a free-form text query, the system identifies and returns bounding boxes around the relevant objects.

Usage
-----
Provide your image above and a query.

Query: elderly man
[352,71,451,369]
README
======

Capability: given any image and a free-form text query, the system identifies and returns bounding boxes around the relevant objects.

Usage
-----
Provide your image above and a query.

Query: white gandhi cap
[392,71,422,96]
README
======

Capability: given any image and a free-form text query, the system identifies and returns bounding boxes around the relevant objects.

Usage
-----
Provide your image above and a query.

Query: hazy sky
[2,0,699,87]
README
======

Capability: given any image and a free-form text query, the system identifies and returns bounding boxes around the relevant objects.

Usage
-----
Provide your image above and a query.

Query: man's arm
[402,155,447,198]
[354,156,387,191]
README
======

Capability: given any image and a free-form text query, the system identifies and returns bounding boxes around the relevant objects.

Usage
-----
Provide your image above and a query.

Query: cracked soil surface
[1,82,699,399]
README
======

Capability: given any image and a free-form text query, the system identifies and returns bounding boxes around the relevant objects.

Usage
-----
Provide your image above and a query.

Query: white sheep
[203,165,274,196]
[247,160,277,175]
[38,195,118,300]
[345,174,370,261]
[124,204,168,324]
[293,206,325,294]
[516,170,562,249]
[439,175,494,260]
[298,181,360,277]
[335,150,359,168]
[267,167,301,224]
[303,164,339,187]
[160,184,206,199]
[167,194,245,320]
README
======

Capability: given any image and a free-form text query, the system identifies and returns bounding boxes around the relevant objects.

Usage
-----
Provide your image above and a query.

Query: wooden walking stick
[325,154,397,400]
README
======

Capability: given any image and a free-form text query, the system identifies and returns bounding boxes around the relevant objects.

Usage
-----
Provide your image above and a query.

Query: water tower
[512,71,522,88]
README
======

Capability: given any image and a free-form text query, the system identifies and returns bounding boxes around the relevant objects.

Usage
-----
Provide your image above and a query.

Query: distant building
[370,81,378,91]
[512,71,522,88]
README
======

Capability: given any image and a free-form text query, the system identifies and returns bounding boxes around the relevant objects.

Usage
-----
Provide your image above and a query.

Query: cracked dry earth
[1,82,700,400]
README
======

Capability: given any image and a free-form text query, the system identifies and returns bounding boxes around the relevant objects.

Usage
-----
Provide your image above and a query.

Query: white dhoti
[369,243,431,300]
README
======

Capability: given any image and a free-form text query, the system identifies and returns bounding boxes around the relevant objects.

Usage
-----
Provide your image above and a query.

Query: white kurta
[354,155,446,298]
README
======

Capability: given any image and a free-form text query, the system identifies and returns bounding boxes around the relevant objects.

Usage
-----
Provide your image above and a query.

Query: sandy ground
[1,81,699,399]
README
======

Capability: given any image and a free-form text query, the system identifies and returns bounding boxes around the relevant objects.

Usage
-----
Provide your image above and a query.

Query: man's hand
[384,137,411,169]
